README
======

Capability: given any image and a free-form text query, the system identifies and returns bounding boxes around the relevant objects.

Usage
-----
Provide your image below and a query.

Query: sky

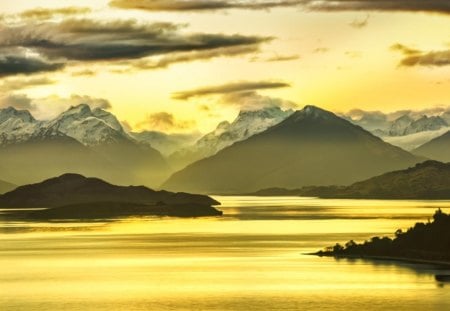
[0,0,449,134]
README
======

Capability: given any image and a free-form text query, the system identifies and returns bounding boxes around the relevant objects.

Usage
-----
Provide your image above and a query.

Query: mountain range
[346,110,450,151]
[163,106,421,194]
[0,105,168,187]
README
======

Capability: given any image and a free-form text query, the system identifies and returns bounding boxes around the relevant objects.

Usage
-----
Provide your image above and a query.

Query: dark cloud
[0,94,34,110]
[173,80,290,100]
[305,0,450,14]
[135,112,196,131]
[110,0,304,12]
[19,7,92,20]
[0,55,64,77]
[391,43,450,67]
[0,19,269,64]
[0,19,269,77]
[110,0,450,14]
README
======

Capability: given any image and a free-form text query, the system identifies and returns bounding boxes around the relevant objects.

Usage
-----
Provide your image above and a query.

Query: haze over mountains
[163,106,421,194]
[0,105,168,187]
[1,102,449,194]
[345,109,450,151]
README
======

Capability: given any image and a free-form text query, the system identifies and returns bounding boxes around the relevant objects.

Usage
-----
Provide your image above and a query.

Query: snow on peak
[0,107,36,124]
[191,105,293,156]
[48,105,129,146]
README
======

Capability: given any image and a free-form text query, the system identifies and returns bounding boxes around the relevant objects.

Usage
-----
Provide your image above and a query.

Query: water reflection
[1,196,450,310]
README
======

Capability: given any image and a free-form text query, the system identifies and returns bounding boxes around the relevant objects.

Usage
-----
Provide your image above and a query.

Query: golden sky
[0,0,449,133]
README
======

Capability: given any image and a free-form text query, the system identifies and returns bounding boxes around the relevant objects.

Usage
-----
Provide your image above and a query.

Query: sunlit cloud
[172,80,291,100]
[391,43,450,67]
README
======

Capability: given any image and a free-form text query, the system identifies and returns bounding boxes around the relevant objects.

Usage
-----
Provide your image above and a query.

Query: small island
[314,209,450,266]
[0,174,222,219]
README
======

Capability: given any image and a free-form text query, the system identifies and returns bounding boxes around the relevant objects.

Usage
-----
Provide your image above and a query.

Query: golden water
[1,196,450,310]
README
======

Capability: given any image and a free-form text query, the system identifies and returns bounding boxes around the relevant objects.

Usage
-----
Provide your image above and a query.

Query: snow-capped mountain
[169,105,293,168]
[0,105,168,187]
[0,107,41,145]
[46,104,130,146]
[403,116,448,136]
[388,115,414,136]
[0,104,133,147]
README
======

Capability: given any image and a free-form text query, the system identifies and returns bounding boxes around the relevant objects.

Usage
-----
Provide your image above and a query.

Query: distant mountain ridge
[163,105,421,194]
[252,161,450,199]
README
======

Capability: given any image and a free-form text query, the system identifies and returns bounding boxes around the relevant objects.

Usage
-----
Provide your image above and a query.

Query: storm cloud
[0,55,64,77]
[110,0,450,14]
[110,0,305,12]
[0,18,270,77]
[173,80,290,100]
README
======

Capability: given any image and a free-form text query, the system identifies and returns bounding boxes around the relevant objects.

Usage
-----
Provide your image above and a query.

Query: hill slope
[413,130,450,162]
[163,106,421,194]
[0,179,15,194]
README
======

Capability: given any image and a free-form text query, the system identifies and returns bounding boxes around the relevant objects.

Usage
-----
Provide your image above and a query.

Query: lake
[1,196,450,310]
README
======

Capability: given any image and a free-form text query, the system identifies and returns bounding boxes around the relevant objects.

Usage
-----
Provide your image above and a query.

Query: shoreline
[311,253,450,268]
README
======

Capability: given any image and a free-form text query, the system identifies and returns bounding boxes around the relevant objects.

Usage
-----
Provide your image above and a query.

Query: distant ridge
[252,161,450,199]
[163,105,421,194]
[414,130,450,163]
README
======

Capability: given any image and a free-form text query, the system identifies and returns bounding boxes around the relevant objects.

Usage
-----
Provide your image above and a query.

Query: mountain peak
[0,106,36,124]
[289,105,336,121]
[65,104,92,116]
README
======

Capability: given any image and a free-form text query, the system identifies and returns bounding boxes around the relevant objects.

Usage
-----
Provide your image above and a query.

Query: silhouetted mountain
[316,209,450,264]
[0,174,222,219]
[414,131,450,162]
[253,161,450,199]
[0,178,15,194]
[163,105,421,194]
[0,105,169,187]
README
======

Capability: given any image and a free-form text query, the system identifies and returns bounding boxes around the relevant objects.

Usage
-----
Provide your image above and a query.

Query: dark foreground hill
[163,105,420,194]
[0,174,222,219]
[315,209,450,265]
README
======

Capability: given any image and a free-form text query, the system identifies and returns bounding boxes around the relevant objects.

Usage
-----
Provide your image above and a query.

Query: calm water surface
[1,196,450,310]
